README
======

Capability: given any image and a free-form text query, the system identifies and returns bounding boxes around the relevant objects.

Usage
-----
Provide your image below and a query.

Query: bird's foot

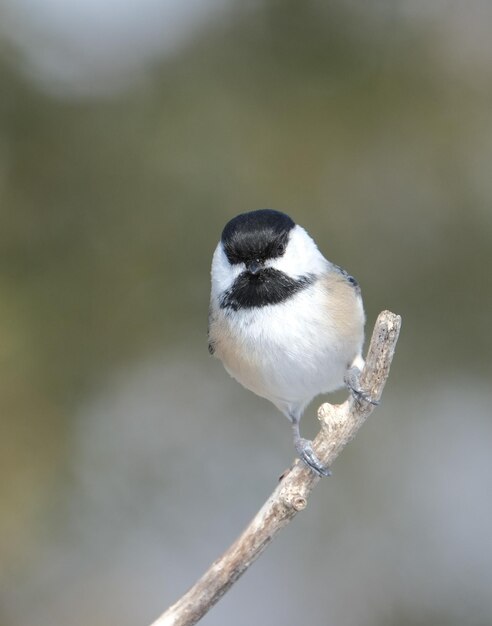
[295,438,332,477]
[344,366,380,406]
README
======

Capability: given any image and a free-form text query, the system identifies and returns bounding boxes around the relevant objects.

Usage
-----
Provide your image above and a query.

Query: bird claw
[351,387,380,406]
[344,366,380,406]
[296,438,332,477]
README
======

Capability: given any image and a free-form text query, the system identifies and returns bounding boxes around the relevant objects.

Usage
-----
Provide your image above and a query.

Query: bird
[208,208,369,476]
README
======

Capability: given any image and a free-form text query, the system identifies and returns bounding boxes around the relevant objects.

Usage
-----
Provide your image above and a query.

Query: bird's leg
[290,415,331,477]
[344,365,380,406]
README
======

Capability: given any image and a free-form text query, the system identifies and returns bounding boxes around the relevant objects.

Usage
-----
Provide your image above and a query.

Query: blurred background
[1,1,491,625]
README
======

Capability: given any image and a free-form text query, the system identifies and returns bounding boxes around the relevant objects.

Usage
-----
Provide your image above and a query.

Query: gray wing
[333,264,361,295]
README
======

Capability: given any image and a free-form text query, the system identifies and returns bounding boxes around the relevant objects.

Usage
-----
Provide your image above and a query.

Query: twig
[149,310,402,626]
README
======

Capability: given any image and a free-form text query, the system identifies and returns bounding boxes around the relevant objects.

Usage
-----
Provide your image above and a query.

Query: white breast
[210,277,364,419]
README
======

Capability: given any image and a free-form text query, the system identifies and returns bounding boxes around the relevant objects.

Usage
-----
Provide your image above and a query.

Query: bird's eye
[276,243,285,255]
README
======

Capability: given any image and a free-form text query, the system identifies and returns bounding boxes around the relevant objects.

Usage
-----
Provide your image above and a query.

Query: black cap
[221,209,295,265]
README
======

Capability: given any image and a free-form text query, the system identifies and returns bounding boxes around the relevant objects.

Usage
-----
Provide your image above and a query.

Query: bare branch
[149,310,402,626]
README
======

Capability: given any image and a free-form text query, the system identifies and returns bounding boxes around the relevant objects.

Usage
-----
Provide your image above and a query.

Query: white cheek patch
[267,225,328,279]
[211,243,243,299]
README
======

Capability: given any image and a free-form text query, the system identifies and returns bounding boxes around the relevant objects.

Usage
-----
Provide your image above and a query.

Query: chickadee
[208,209,368,476]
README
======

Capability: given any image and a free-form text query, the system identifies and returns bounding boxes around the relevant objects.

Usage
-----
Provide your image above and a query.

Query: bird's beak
[246,260,262,275]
